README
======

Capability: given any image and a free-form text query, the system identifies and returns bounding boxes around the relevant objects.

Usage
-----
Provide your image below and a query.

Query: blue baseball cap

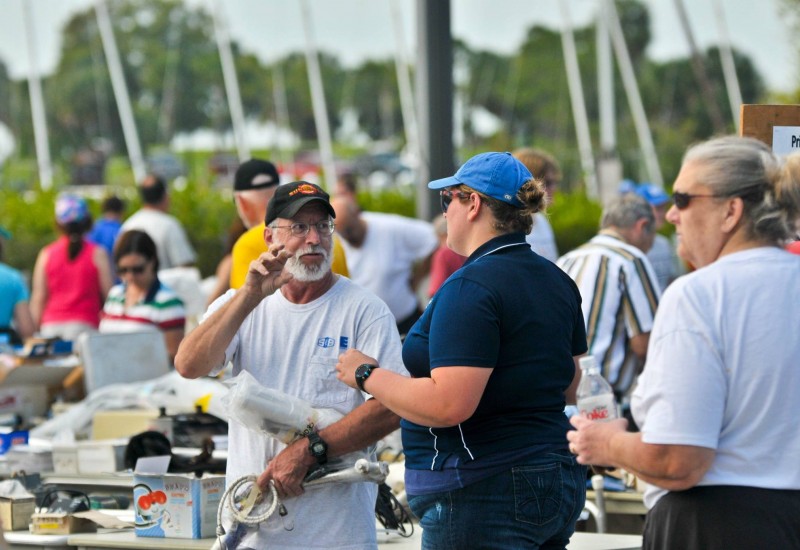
[428,152,532,208]
[618,179,669,207]
[636,183,669,206]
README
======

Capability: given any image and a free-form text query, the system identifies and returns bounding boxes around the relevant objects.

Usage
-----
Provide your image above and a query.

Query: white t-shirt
[205,277,406,549]
[526,213,558,262]
[339,212,438,322]
[631,247,800,509]
[121,209,196,269]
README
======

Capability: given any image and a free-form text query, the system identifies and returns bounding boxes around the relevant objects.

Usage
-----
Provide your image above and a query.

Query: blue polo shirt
[401,233,586,490]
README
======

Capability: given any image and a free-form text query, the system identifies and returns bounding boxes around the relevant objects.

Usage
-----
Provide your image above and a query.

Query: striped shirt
[557,232,660,385]
[99,281,185,334]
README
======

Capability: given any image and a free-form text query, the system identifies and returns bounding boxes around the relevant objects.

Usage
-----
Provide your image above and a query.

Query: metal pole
[416,0,454,220]
[558,0,597,198]
[95,0,146,183]
[673,0,726,132]
[712,0,743,132]
[299,0,337,189]
[22,0,53,190]
[606,0,663,187]
[597,0,615,154]
[390,0,422,173]
[212,0,249,162]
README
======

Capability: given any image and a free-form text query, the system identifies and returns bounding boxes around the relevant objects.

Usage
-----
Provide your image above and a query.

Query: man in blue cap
[628,181,682,291]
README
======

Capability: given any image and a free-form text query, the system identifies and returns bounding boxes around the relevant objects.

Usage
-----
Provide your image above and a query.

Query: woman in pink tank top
[30,195,113,341]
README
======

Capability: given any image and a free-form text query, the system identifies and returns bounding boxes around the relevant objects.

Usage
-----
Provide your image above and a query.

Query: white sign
[772,126,800,156]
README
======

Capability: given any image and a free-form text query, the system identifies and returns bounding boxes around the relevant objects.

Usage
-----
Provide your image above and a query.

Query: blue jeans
[408,452,586,550]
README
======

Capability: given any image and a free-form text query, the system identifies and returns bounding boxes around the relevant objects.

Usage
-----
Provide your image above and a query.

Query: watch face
[312,442,325,454]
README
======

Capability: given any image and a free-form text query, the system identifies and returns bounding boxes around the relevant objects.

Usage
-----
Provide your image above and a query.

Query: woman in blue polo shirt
[337,152,587,549]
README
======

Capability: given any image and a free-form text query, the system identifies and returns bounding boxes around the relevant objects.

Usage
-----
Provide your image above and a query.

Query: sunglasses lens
[673,193,688,209]
[118,265,145,275]
[440,191,452,213]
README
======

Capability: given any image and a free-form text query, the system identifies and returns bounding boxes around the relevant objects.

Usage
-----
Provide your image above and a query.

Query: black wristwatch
[355,363,379,392]
[307,431,328,465]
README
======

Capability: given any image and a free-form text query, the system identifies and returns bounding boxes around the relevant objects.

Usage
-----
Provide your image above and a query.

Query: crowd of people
[1,134,799,549]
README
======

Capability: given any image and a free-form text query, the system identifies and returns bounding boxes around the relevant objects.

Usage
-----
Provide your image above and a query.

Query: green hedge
[1,182,610,282]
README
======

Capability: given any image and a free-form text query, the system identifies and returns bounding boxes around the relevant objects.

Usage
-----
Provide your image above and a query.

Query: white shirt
[339,212,438,321]
[526,213,558,262]
[121,209,196,269]
[205,277,406,549]
[632,247,800,508]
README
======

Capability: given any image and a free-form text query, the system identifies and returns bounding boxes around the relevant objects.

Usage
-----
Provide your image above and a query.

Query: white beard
[283,244,332,282]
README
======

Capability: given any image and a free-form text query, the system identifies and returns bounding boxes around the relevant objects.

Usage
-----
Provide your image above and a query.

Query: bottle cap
[578,355,596,371]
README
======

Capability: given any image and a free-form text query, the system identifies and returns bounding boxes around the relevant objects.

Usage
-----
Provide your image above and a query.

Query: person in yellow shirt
[229,159,348,289]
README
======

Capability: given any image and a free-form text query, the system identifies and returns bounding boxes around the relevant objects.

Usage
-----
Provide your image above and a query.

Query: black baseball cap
[265,181,336,225]
[234,159,280,191]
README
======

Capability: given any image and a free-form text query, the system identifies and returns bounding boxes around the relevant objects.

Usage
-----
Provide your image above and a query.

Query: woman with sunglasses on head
[337,152,588,549]
[99,230,186,362]
[568,136,800,550]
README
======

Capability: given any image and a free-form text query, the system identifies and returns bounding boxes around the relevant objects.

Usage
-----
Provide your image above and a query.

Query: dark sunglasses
[440,188,471,213]
[117,264,147,275]
[671,191,721,210]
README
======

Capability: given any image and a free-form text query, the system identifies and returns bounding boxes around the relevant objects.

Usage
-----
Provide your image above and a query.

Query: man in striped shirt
[557,194,661,396]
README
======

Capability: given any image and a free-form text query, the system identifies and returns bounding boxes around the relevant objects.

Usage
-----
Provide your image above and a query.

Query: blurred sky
[0,0,796,93]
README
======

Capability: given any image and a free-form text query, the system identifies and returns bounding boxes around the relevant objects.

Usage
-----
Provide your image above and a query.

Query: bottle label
[578,395,618,421]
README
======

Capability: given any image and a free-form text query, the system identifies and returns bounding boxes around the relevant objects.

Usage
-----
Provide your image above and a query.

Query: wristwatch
[355,363,379,392]
[307,431,328,465]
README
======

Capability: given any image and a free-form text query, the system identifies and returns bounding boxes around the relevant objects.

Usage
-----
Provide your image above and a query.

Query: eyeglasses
[117,264,147,275]
[271,220,335,238]
[440,189,471,213]
[671,191,721,210]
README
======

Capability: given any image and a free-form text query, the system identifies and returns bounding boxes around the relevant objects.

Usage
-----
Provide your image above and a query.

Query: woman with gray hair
[568,136,800,549]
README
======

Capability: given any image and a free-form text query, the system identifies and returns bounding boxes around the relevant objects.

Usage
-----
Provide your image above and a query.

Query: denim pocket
[512,461,564,526]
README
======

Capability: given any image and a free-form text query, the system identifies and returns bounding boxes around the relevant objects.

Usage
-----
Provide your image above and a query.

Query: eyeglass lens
[289,221,334,236]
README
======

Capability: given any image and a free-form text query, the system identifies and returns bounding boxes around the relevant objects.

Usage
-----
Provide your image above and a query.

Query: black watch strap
[307,431,328,465]
[355,363,379,392]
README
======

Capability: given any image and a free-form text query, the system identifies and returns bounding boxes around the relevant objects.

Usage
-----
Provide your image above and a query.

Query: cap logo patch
[290,183,320,197]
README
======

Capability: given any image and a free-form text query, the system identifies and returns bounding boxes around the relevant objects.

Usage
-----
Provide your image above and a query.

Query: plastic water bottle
[576,355,619,422]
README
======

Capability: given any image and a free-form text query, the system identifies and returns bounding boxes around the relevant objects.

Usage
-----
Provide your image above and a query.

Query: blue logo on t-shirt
[317,337,335,348]
[339,336,349,351]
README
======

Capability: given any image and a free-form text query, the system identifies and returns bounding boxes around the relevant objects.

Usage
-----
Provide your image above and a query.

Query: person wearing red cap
[175,181,406,549]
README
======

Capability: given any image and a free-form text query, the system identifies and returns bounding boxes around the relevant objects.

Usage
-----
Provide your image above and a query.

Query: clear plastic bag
[222,371,342,444]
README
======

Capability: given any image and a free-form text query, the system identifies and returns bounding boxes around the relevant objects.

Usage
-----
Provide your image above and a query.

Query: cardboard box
[76,439,128,474]
[51,443,79,474]
[4,445,53,473]
[0,386,49,419]
[0,496,35,531]
[0,430,28,455]
[30,512,97,535]
[91,409,160,440]
[133,456,224,539]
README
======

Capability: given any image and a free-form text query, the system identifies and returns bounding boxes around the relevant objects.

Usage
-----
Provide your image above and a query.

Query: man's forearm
[174,288,261,378]
[319,399,401,458]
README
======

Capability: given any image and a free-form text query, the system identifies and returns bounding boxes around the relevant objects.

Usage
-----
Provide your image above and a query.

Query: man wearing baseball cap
[621,180,682,291]
[229,159,349,288]
[176,181,405,549]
